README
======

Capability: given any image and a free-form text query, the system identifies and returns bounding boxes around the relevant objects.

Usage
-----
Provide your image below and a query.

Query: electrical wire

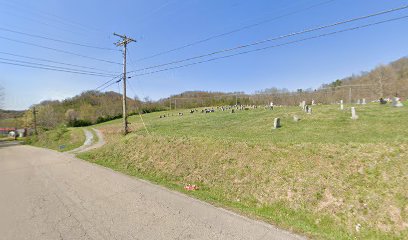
[0,51,119,74]
[0,27,119,51]
[0,0,108,35]
[128,15,408,78]
[129,5,408,73]
[99,78,122,91]
[0,60,116,77]
[0,35,122,65]
[135,0,337,62]
[0,57,116,77]
[95,74,123,90]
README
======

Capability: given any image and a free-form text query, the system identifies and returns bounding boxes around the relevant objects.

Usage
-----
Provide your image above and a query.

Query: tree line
[5,57,407,130]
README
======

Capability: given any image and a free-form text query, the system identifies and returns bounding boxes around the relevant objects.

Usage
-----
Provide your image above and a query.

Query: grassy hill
[27,126,85,152]
[78,102,408,239]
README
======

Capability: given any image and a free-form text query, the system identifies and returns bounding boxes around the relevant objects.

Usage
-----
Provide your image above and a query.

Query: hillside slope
[79,103,408,239]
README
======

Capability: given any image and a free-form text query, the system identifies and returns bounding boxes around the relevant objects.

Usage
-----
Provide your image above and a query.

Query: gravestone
[340,100,344,110]
[356,99,361,105]
[307,107,312,114]
[311,100,315,105]
[293,115,300,122]
[231,109,235,113]
[362,98,366,105]
[351,107,358,120]
[392,97,404,107]
[273,118,281,129]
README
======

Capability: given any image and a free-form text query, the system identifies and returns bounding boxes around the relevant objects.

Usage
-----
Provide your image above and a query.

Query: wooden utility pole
[33,107,37,135]
[114,33,136,135]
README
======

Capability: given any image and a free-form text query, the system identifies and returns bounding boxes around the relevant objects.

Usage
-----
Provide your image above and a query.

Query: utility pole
[114,33,136,135]
[349,87,352,104]
[32,107,37,135]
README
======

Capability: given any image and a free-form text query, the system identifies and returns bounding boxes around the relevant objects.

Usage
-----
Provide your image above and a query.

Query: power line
[0,57,116,77]
[129,5,408,73]
[0,60,116,77]
[0,51,119,74]
[95,74,123,90]
[127,77,138,98]
[135,0,337,62]
[0,27,119,51]
[0,0,108,35]
[99,78,122,91]
[128,15,408,78]
[0,35,123,65]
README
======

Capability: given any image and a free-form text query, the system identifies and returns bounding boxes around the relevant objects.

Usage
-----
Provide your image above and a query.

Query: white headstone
[392,97,404,107]
[351,107,358,120]
[311,100,315,105]
[340,100,344,110]
[356,99,361,105]
[307,107,312,114]
[273,118,281,129]
[362,98,366,105]
[306,105,311,113]
[270,102,274,107]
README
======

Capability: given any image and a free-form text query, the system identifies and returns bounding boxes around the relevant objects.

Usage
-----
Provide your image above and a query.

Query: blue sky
[1,0,407,110]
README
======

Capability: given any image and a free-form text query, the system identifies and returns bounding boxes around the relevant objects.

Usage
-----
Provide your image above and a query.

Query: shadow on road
[0,141,21,148]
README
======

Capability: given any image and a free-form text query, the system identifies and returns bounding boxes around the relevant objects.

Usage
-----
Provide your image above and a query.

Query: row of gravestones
[274,96,406,129]
[273,107,358,129]
[273,100,315,129]
[273,115,301,129]
[356,99,367,105]
[340,97,404,107]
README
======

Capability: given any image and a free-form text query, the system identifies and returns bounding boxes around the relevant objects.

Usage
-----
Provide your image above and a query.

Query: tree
[36,105,61,129]
[22,109,33,128]
[65,109,78,125]
[79,103,97,123]
[370,65,397,98]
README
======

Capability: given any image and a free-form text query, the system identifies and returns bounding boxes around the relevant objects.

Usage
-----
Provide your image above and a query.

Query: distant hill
[0,109,25,119]
[20,91,145,129]
[321,57,408,99]
[15,56,408,129]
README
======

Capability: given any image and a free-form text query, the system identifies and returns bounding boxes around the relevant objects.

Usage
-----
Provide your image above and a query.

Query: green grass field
[0,118,18,128]
[77,103,407,239]
[27,126,85,152]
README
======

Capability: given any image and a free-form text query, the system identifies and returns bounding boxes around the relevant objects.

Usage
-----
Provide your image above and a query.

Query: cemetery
[79,99,408,239]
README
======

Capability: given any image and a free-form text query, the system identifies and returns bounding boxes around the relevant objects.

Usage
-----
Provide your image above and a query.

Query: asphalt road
[0,144,304,240]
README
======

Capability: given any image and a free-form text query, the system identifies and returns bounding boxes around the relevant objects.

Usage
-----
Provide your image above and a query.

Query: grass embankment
[78,103,408,239]
[27,126,85,152]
